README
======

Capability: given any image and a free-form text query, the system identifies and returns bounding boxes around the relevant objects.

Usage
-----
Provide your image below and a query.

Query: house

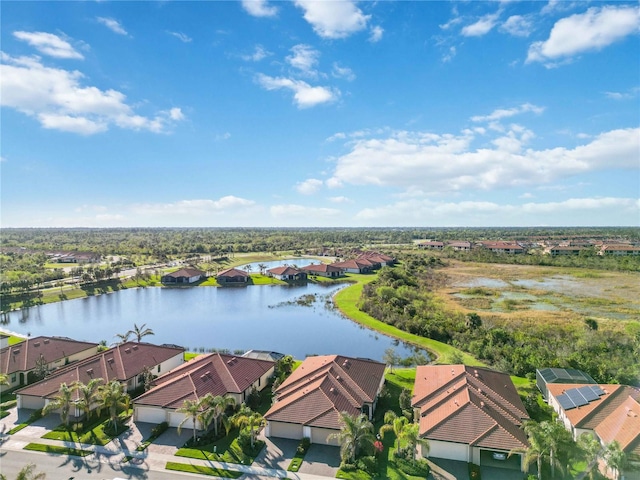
[331,259,372,274]
[600,245,640,256]
[480,242,525,254]
[418,241,445,250]
[358,252,395,267]
[16,342,184,417]
[549,246,585,256]
[0,334,9,349]
[412,365,530,471]
[134,353,274,428]
[301,263,343,278]
[448,241,472,251]
[242,350,285,362]
[161,267,205,284]
[216,267,250,284]
[265,355,385,446]
[536,367,596,401]
[266,266,308,281]
[1,336,99,389]
[47,251,101,264]
[546,383,640,477]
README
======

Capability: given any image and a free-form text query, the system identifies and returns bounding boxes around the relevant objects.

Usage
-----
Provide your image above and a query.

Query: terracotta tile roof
[547,383,627,426]
[165,267,205,278]
[594,395,640,454]
[358,252,394,262]
[267,266,303,276]
[16,342,184,400]
[134,353,274,409]
[412,365,529,450]
[216,268,249,278]
[300,264,342,273]
[331,259,371,270]
[1,336,98,375]
[265,355,385,430]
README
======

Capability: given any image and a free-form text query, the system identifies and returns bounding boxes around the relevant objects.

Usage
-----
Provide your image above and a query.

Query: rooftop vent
[87,368,94,375]
[132,345,138,350]
[480,401,485,408]
[200,374,208,381]
[13,349,20,355]
[33,342,41,347]
[107,358,114,363]
[336,375,341,381]
[43,339,50,344]
[124,348,130,353]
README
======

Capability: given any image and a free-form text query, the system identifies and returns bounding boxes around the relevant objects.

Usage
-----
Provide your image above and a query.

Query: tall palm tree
[399,423,429,461]
[203,394,236,437]
[177,397,207,443]
[100,380,130,431]
[379,410,408,454]
[14,463,46,480]
[604,441,627,480]
[578,432,602,480]
[511,421,546,480]
[540,420,572,478]
[329,412,376,465]
[257,263,267,275]
[232,404,265,448]
[42,383,74,427]
[73,378,104,422]
[114,331,131,344]
[129,323,154,342]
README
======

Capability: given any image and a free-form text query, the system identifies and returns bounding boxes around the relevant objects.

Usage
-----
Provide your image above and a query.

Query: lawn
[249,274,286,285]
[42,411,130,446]
[175,431,264,466]
[165,462,243,478]
[24,442,92,457]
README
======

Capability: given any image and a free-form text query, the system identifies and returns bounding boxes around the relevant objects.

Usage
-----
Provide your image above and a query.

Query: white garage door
[135,406,166,425]
[311,427,340,446]
[269,421,304,440]
[19,395,46,410]
[428,440,469,462]
[169,410,192,429]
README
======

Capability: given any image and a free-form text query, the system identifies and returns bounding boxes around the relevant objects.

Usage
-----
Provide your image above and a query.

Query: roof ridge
[576,385,623,427]
[465,369,525,418]
[467,392,528,446]
[217,353,241,393]
[422,402,468,436]
[414,370,466,408]
[419,384,466,418]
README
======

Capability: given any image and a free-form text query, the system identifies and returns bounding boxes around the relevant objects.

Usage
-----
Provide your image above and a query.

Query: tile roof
[134,353,274,409]
[412,365,529,450]
[265,355,385,430]
[594,395,640,455]
[164,267,205,278]
[16,342,184,400]
[300,264,342,273]
[216,268,249,278]
[331,259,371,270]
[1,336,98,375]
[267,266,304,276]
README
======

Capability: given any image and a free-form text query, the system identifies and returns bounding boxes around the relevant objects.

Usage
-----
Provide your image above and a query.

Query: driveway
[298,444,340,477]
[15,411,62,438]
[254,433,298,470]
[146,425,191,455]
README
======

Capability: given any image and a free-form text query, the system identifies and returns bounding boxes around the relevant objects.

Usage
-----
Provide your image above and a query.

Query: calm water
[2,279,422,361]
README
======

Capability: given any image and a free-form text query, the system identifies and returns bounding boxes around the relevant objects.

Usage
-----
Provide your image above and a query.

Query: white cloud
[461,12,501,37]
[355,197,639,226]
[332,63,355,81]
[256,74,338,108]
[442,46,457,63]
[131,196,255,216]
[295,178,323,195]
[328,196,352,203]
[270,204,341,218]
[527,5,640,64]
[214,132,231,141]
[369,26,384,43]
[167,31,192,43]
[287,44,320,76]
[294,0,370,39]
[327,126,639,193]
[326,132,346,142]
[604,87,640,100]
[242,45,271,62]
[0,53,184,135]
[500,15,533,37]
[13,31,84,59]
[241,0,278,18]
[96,17,129,36]
[471,103,544,122]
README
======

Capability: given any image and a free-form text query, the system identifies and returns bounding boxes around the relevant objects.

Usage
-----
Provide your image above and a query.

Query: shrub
[151,421,169,438]
[468,462,481,480]
[297,437,311,455]
[357,456,377,476]
[237,430,252,450]
[395,457,430,477]
[339,462,357,472]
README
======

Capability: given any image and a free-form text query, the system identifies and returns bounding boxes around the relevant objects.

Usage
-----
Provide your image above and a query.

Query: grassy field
[165,462,243,478]
[42,410,131,445]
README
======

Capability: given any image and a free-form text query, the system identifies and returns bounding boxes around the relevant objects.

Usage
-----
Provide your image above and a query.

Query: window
[258,378,261,387]
[157,365,161,373]
[11,374,16,382]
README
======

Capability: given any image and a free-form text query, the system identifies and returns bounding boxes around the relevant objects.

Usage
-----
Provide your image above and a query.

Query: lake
[1,264,424,361]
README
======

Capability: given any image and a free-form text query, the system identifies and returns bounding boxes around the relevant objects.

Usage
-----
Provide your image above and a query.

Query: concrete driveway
[298,444,340,477]
[146,425,191,455]
[253,433,298,470]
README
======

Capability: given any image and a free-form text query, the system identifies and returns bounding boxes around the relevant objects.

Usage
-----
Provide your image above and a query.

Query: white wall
[425,440,469,462]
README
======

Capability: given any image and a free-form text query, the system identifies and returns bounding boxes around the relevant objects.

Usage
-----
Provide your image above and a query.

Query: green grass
[42,411,130,446]
[184,352,200,361]
[1,410,10,419]
[249,274,286,285]
[8,409,42,434]
[24,442,92,457]
[334,281,484,366]
[175,432,265,466]
[165,462,243,478]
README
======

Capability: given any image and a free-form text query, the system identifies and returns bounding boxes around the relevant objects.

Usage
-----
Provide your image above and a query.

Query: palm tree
[232,404,265,448]
[203,394,236,437]
[379,411,408,454]
[604,441,627,480]
[42,383,75,427]
[73,378,104,422]
[578,432,602,480]
[114,331,131,344]
[100,380,130,431]
[177,397,207,443]
[257,263,266,275]
[129,323,154,342]
[511,421,546,480]
[399,423,429,461]
[540,420,572,478]
[14,463,46,480]
[0,373,8,386]
[329,412,376,465]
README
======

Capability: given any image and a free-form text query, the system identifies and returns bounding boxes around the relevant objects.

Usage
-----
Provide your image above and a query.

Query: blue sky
[1,0,638,227]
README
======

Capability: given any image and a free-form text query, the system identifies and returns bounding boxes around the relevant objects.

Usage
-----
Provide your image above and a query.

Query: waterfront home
[331,259,373,274]
[16,342,184,417]
[536,367,596,401]
[412,365,529,472]
[300,263,343,278]
[134,352,274,428]
[265,355,385,445]
[161,267,205,284]
[266,266,308,281]
[216,267,250,284]
[1,336,99,389]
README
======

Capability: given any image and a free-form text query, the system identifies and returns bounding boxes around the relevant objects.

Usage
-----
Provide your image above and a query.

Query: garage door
[311,427,340,446]
[135,406,166,425]
[429,440,469,462]
[19,395,46,410]
[269,421,303,440]
[168,411,191,429]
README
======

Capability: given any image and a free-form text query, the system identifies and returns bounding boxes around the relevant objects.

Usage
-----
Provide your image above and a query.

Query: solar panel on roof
[557,394,576,410]
[577,385,599,402]
[566,388,588,407]
[590,385,605,396]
